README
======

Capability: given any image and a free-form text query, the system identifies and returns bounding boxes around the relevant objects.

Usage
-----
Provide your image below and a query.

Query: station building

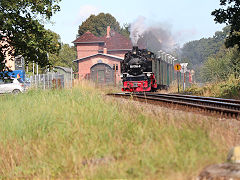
[72,26,132,84]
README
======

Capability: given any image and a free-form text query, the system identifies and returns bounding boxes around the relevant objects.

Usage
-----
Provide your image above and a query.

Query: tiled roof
[102,31,132,50]
[54,66,72,73]
[72,30,132,50]
[72,31,104,44]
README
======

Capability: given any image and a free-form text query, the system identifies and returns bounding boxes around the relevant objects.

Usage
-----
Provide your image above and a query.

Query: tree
[49,44,77,72]
[120,23,131,38]
[212,0,240,48]
[200,46,240,82]
[0,0,61,71]
[78,13,123,37]
[180,26,230,66]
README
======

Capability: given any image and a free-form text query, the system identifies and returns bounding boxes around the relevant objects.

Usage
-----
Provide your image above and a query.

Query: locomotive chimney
[132,46,139,56]
[107,26,111,38]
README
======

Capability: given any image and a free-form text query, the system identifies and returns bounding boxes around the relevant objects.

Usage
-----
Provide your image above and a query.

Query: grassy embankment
[184,76,240,99]
[0,81,238,179]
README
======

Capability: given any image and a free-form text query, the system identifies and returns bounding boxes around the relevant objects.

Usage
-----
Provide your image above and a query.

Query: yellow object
[227,146,240,163]
[174,64,182,71]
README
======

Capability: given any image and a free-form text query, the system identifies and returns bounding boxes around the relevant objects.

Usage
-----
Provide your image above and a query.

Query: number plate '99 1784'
[130,65,141,68]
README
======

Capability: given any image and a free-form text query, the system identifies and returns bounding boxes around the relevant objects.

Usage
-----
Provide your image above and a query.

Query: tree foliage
[78,13,121,37]
[200,46,240,82]
[77,13,130,38]
[49,44,77,72]
[26,43,77,74]
[212,0,240,48]
[180,26,230,66]
[120,23,131,38]
[0,0,61,71]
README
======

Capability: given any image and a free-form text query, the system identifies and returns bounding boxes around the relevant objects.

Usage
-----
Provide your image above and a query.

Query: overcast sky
[45,0,225,46]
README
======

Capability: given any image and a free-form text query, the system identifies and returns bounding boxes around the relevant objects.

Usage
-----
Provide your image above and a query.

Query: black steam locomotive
[121,46,173,92]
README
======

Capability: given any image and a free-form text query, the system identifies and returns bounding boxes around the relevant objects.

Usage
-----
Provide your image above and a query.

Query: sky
[45,0,225,47]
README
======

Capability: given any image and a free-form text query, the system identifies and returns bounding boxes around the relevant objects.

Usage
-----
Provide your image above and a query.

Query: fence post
[52,74,54,89]
[71,68,73,88]
[29,72,72,90]
[47,74,49,89]
[38,74,41,89]
[30,76,33,87]
[34,75,37,88]
[43,74,45,90]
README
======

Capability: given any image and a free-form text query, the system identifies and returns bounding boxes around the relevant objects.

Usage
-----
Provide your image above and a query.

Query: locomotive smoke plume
[130,16,176,52]
[130,16,147,46]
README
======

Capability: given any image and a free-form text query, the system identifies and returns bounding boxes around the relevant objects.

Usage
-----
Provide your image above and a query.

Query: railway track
[107,93,240,119]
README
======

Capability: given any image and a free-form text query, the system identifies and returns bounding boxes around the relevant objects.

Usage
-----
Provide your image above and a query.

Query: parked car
[0,78,26,94]
[24,77,31,88]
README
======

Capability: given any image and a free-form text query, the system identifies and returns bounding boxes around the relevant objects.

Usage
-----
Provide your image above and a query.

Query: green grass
[185,76,240,99]
[0,82,236,179]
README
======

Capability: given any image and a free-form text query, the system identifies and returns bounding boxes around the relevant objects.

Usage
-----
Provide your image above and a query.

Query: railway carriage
[121,46,174,92]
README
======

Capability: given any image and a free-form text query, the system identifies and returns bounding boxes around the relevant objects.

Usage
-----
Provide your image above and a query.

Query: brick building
[73,26,132,84]
[0,37,15,70]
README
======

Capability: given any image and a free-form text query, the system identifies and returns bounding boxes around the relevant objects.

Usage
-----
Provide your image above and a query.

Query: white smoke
[130,16,147,46]
[130,16,177,51]
[148,26,175,51]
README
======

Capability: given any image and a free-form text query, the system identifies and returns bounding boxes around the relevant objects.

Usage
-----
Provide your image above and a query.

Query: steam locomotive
[121,46,174,92]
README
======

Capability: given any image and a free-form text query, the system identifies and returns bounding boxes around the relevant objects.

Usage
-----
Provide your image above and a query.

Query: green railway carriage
[152,57,174,89]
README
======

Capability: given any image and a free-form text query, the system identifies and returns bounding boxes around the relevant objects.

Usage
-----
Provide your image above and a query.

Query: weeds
[185,75,240,99]
[0,81,238,179]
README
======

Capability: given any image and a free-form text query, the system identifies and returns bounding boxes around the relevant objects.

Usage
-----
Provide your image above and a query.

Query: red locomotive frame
[122,74,157,92]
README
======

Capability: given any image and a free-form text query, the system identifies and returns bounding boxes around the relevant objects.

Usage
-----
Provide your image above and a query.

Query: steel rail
[108,93,240,119]
[138,93,240,104]
[138,94,240,111]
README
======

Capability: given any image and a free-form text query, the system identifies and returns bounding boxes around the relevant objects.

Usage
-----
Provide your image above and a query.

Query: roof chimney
[103,48,107,54]
[107,26,111,38]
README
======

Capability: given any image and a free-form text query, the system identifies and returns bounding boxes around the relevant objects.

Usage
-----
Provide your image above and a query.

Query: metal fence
[29,73,73,89]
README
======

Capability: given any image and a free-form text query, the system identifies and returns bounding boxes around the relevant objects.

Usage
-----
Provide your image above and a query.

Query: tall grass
[0,81,238,179]
[185,76,240,99]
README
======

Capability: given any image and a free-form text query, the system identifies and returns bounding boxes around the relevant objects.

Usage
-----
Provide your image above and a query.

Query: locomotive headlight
[147,73,151,77]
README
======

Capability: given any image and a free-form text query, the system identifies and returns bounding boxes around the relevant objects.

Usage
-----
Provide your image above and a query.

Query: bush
[185,75,240,99]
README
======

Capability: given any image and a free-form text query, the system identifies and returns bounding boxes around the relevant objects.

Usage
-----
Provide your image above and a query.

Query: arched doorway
[90,63,114,84]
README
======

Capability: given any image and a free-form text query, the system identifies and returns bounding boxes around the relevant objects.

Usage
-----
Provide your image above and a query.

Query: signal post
[174,64,181,93]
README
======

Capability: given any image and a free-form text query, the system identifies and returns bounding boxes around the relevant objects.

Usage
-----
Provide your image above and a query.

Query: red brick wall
[77,55,122,83]
[76,43,100,59]
[75,44,129,84]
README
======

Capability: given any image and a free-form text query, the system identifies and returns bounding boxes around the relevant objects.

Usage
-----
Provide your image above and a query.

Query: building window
[113,64,118,71]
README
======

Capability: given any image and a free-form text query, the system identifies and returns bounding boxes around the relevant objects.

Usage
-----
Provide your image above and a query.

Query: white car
[0,78,25,94]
